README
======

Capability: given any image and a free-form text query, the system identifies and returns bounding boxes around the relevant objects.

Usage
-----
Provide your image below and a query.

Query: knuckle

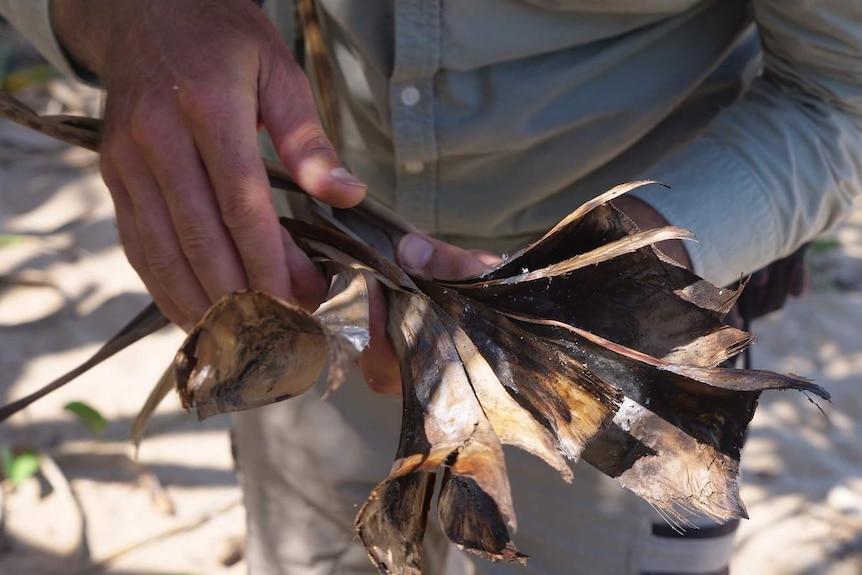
[260,52,304,96]
[145,245,184,278]
[177,225,219,261]
[220,188,265,231]
[175,84,227,126]
[127,101,174,149]
[292,124,333,156]
[102,138,138,172]
[220,152,258,183]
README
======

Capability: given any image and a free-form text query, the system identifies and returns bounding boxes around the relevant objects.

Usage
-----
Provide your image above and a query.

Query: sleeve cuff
[632,135,779,288]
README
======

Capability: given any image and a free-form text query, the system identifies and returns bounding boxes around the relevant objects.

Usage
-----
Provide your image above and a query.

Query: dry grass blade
[131,364,177,452]
[0,304,169,422]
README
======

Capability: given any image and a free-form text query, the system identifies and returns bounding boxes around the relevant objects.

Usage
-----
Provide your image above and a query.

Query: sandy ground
[1,59,861,575]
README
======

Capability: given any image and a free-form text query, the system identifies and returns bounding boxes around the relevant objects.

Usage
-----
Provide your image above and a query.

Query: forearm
[634,1,862,287]
[635,78,862,287]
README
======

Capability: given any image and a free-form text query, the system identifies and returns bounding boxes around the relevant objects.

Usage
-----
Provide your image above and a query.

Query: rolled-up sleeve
[635,2,862,287]
[0,0,93,82]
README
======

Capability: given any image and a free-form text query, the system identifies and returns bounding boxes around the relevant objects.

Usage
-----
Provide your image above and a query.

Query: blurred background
[1,21,860,575]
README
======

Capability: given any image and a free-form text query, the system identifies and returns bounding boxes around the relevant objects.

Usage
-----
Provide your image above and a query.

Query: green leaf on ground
[64,401,108,436]
[0,234,25,248]
[0,448,41,486]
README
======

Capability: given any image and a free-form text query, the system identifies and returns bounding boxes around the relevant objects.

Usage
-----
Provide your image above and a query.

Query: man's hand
[359,234,502,395]
[51,0,366,329]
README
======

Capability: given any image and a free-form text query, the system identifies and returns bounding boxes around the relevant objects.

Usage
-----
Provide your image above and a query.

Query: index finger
[182,84,292,302]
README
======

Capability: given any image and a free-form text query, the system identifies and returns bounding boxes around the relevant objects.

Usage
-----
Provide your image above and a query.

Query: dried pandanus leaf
[176,263,371,417]
[0,90,831,573]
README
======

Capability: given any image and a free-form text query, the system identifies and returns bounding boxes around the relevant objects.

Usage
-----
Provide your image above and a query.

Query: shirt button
[399,86,421,107]
[404,161,425,174]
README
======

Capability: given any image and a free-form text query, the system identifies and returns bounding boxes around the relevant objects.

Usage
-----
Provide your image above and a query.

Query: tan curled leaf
[175,291,328,419]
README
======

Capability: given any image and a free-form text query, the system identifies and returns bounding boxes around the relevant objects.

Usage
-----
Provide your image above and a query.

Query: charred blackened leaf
[418,181,826,530]
[443,218,748,367]
[356,290,524,566]
[589,398,748,525]
[474,182,662,281]
[442,310,574,483]
[504,314,826,522]
[439,183,754,368]
[421,280,621,462]
[437,469,527,566]
[355,472,436,575]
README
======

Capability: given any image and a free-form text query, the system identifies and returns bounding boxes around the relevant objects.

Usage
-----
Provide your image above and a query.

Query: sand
[0,68,860,575]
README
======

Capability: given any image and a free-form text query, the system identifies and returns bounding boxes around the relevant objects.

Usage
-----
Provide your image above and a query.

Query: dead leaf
[0,92,832,575]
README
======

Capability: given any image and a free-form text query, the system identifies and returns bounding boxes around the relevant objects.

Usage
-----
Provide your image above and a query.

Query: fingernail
[330,167,366,188]
[399,234,434,272]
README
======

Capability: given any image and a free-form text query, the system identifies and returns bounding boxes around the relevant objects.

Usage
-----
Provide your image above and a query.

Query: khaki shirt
[4,0,862,285]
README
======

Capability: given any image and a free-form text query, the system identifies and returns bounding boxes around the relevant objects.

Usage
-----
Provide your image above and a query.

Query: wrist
[50,0,121,77]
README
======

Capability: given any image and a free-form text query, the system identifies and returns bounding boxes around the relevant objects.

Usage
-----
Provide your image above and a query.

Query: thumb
[397,234,493,280]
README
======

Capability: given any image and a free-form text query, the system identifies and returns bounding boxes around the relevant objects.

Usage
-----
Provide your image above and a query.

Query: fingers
[102,54,335,323]
[128,95,250,304]
[397,234,498,280]
[101,158,197,330]
[181,81,292,301]
[358,272,402,395]
[258,44,366,209]
[280,228,328,310]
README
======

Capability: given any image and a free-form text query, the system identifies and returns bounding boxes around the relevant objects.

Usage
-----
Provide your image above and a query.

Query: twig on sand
[38,452,91,562]
[70,497,242,575]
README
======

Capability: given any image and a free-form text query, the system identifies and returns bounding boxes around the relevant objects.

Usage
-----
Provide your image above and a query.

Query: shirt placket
[390,0,441,233]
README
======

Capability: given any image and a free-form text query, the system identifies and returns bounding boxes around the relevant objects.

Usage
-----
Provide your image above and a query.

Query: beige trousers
[232,368,738,575]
